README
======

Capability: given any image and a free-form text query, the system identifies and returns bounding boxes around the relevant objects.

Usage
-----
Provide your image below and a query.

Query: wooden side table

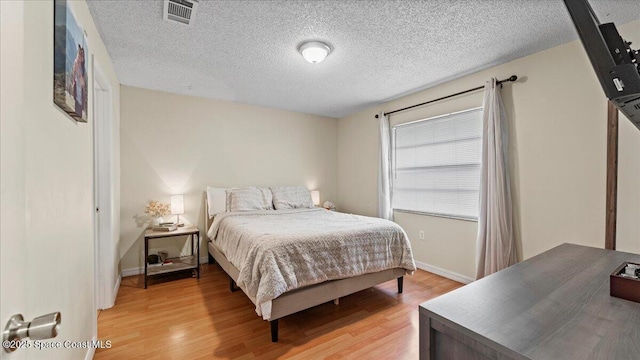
[144,226,200,289]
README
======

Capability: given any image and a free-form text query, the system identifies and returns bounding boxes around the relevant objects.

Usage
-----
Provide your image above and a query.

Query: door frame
[92,57,116,319]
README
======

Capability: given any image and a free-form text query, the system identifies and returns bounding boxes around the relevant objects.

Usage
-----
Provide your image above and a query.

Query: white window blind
[392,107,482,220]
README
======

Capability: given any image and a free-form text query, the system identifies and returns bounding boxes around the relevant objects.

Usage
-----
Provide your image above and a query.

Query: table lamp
[311,190,320,207]
[171,194,184,227]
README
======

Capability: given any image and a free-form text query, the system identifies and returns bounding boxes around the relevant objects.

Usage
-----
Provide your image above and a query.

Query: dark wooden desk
[419,243,640,360]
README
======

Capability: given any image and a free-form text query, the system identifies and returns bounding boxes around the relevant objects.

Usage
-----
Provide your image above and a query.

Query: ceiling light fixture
[299,41,331,64]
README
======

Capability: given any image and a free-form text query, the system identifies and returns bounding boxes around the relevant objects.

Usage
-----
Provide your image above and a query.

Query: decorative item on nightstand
[323,201,336,211]
[158,250,168,262]
[171,194,185,227]
[145,200,171,226]
[311,190,320,207]
[152,223,177,232]
[147,254,159,265]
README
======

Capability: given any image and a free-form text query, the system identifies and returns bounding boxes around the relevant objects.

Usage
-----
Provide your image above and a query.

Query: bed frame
[204,198,405,342]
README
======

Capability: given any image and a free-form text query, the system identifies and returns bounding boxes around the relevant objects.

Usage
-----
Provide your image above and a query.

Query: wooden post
[605,101,618,250]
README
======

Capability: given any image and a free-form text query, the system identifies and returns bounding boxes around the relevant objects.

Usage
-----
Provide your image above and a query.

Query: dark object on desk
[610,262,640,304]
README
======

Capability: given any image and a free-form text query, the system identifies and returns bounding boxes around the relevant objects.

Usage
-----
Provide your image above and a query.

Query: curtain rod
[375,75,518,118]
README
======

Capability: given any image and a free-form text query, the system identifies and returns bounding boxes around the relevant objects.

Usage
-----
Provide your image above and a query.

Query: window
[392,107,482,220]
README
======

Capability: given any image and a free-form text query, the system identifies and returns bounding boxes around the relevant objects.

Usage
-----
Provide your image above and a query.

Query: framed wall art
[54,0,88,122]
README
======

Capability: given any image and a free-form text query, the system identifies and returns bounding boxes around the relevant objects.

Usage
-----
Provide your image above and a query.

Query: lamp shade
[311,190,320,206]
[171,195,184,215]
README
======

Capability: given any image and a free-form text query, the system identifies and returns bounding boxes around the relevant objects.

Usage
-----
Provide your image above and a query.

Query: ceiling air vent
[163,0,199,26]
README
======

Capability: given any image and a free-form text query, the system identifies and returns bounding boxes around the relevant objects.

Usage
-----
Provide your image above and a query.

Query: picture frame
[53,0,89,123]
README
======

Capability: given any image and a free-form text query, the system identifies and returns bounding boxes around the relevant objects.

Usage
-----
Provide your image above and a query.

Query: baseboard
[415,260,474,284]
[121,266,142,277]
[113,275,121,302]
[121,256,210,277]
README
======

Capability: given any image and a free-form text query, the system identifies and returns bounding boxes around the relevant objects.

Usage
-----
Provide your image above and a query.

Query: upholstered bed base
[204,197,405,342]
[208,240,405,342]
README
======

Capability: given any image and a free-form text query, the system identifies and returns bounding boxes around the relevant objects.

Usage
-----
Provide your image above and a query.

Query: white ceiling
[87,0,640,118]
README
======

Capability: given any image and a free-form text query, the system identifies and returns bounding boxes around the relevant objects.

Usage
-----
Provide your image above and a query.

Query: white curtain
[377,112,393,220]
[476,78,517,279]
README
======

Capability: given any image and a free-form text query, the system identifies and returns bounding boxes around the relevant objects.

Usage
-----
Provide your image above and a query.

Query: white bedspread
[207,208,416,319]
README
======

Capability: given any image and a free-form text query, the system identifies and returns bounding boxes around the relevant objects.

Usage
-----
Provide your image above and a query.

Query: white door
[2,1,102,358]
[1,1,27,359]
[93,59,116,311]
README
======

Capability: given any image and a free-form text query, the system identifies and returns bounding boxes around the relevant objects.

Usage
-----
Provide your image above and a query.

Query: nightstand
[144,226,200,289]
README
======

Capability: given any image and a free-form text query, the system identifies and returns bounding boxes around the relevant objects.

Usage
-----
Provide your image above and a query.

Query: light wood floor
[95,263,463,359]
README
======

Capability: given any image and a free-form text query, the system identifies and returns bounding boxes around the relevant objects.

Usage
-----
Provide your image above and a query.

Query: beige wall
[119,86,338,271]
[617,110,640,254]
[0,1,120,359]
[338,20,640,281]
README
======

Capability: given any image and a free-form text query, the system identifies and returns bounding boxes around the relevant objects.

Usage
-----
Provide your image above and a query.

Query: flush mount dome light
[299,41,331,64]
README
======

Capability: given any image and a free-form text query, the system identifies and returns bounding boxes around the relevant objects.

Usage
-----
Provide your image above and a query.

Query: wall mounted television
[564,0,640,129]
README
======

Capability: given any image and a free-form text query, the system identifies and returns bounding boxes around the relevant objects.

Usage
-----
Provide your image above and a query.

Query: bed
[204,186,416,342]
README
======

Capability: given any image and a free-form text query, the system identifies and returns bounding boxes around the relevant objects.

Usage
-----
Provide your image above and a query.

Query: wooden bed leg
[208,252,215,265]
[270,319,279,342]
[229,278,238,292]
[398,277,404,294]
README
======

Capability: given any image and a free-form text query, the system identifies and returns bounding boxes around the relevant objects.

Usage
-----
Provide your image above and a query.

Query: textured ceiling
[87,0,640,118]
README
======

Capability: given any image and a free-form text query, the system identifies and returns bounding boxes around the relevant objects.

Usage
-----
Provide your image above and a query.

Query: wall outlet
[419,230,425,241]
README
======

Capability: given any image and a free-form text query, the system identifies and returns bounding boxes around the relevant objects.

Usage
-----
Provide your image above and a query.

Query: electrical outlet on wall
[419,230,425,241]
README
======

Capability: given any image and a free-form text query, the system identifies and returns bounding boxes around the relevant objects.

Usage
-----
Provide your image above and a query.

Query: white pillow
[227,187,273,212]
[225,187,239,212]
[206,186,227,218]
[270,186,314,210]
